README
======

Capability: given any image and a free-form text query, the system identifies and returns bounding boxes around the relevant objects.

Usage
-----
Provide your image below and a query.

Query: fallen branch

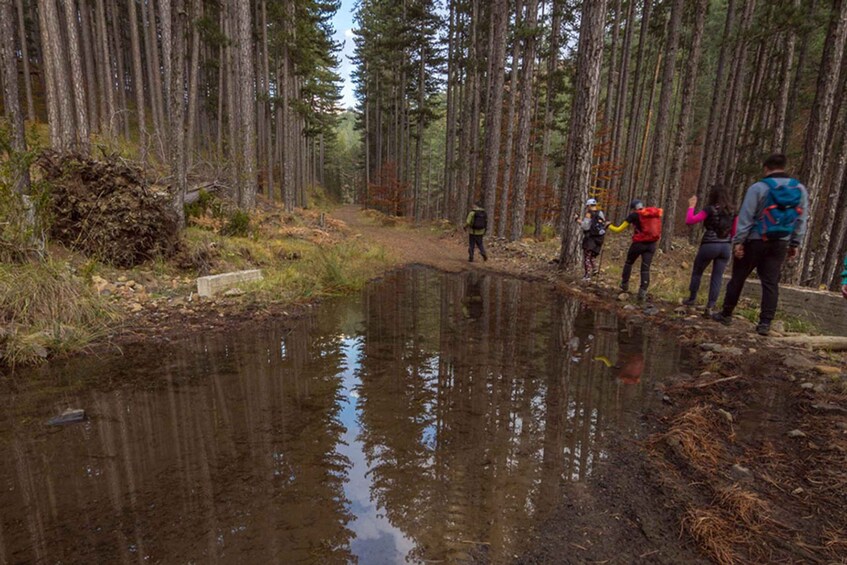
[773,335,847,351]
[694,375,742,388]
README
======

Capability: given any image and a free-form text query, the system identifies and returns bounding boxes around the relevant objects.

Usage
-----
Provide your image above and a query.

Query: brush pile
[39,151,180,267]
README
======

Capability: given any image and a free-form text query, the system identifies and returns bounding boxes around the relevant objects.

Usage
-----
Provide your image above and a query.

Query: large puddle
[0,267,686,564]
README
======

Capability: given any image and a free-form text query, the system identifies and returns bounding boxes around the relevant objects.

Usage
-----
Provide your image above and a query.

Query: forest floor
[4,203,846,563]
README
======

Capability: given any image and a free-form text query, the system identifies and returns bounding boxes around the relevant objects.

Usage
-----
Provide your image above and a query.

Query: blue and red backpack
[755,177,803,240]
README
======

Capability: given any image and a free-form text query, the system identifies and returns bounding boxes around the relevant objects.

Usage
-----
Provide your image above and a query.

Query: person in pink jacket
[683,186,738,316]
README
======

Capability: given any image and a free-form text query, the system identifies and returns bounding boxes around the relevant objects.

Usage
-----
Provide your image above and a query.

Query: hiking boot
[756,323,771,336]
[711,312,732,326]
[468,257,474,263]
[682,297,697,306]
[637,288,647,302]
[619,283,629,293]
[581,275,591,283]
[702,306,713,318]
[482,253,488,262]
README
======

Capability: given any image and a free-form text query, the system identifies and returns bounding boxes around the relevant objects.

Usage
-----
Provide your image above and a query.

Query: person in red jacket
[608,199,663,301]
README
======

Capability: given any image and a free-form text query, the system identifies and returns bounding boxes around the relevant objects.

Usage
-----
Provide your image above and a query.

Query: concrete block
[196,269,262,297]
[735,278,847,335]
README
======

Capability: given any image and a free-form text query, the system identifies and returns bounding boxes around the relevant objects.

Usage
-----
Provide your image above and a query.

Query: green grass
[241,239,389,303]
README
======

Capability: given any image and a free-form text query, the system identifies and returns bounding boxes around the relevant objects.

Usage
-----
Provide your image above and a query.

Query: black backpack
[472,210,487,230]
[705,206,734,239]
[588,211,606,237]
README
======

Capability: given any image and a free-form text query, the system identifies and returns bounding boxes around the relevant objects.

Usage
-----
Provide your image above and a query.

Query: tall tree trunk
[785,0,818,145]
[62,0,91,153]
[160,0,173,159]
[107,0,128,138]
[169,0,187,225]
[442,0,457,220]
[810,107,847,285]
[497,0,523,237]
[143,0,165,146]
[620,0,653,217]
[610,0,636,202]
[0,0,30,192]
[716,0,757,192]
[645,0,683,203]
[236,0,257,209]
[602,0,621,156]
[662,0,708,252]
[537,0,563,233]
[78,0,99,132]
[797,0,847,282]
[690,0,737,242]
[127,0,147,162]
[822,184,847,286]
[456,3,477,225]
[261,0,273,201]
[509,0,539,242]
[414,49,426,222]
[557,0,609,267]
[186,0,201,167]
[773,0,801,151]
[94,0,115,135]
[480,0,508,225]
[38,0,74,150]
[14,0,35,122]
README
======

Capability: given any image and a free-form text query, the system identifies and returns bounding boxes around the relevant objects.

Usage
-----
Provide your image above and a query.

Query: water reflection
[0,267,683,564]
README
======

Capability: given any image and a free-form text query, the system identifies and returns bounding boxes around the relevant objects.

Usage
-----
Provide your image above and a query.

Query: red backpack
[633,207,663,242]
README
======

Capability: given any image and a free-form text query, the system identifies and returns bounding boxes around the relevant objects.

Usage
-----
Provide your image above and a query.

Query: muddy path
[333,205,470,271]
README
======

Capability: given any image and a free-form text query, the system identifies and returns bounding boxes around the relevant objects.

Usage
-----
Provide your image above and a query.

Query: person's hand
[688,195,697,208]
[733,244,745,259]
[787,246,798,259]
[842,284,847,300]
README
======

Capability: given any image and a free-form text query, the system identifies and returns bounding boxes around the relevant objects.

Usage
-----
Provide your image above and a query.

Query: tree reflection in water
[0,266,682,564]
[353,267,681,563]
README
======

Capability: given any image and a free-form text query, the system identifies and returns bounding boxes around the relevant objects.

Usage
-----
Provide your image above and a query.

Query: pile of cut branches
[39,151,180,267]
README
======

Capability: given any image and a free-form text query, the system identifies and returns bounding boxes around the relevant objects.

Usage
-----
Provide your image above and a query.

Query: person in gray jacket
[712,154,808,335]
[576,198,606,281]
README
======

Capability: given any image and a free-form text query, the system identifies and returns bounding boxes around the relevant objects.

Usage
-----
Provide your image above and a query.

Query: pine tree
[558,0,609,268]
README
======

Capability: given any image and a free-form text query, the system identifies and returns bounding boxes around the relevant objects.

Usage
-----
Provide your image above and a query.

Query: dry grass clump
[715,485,770,528]
[0,260,120,366]
[682,507,741,565]
[660,405,726,469]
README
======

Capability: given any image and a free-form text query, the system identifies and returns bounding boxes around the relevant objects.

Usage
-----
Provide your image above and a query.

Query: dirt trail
[334,204,522,273]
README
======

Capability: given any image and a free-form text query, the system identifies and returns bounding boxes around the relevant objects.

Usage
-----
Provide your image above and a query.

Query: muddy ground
[25,205,847,563]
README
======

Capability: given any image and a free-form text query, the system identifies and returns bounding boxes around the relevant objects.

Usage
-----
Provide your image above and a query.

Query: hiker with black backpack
[712,154,808,335]
[608,199,664,301]
[575,198,607,281]
[464,201,488,262]
[682,186,738,317]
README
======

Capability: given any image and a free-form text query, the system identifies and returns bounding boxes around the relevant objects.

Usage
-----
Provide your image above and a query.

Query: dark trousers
[583,250,599,276]
[721,239,788,324]
[622,241,656,290]
[688,242,732,307]
[468,234,486,260]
